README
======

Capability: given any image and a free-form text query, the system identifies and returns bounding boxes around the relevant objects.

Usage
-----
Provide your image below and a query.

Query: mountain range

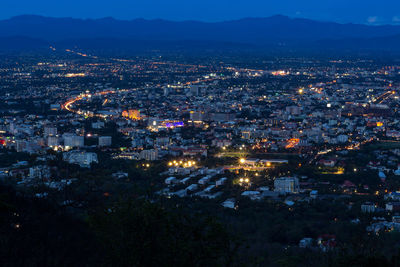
[2,15,400,53]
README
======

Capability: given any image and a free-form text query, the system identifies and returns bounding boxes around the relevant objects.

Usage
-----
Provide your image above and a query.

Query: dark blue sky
[2,0,400,24]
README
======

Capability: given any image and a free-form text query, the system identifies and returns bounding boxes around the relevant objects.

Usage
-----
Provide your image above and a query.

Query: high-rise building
[210,113,235,122]
[274,177,299,194]
[63,134,84,148]
[98,136,112,147]
[44,126,57,136]
[92,121,105,129]
[63,151,98,168]
[47,136,59,147]
[139,149,158,161]
[190,111,205,121]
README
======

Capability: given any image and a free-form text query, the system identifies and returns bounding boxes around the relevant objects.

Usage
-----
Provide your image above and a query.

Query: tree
[89,199,239,267]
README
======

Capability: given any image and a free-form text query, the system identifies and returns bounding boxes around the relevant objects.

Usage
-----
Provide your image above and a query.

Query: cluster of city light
[65,73,86,78]
[271,70,289,76]
[239,158,273,168]
[50,145,68,152]
[168,160,196,168]
[122,109,141,120]
[285,138,300,149]
[238,177,251,186]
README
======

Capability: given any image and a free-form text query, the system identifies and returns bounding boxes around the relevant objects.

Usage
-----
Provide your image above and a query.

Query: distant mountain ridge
[2,15,400,52]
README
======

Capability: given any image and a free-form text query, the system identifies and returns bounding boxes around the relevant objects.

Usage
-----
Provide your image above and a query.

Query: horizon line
[2,14,400,27]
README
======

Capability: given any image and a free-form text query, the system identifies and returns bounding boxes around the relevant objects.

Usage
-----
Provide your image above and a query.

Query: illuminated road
[63,90,116,116]
[375,90,396,104]
[285,138,300,149]
[309,137,375,164]
[62,73,218,117]
[223,165,273,171]
[52,46,267,81]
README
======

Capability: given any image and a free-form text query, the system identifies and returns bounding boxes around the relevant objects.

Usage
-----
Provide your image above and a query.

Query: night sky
[2,0,400,24]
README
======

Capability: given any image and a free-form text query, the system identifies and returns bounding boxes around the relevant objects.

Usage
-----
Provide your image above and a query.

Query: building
[216,177,227,186]
[122,109,141,120]
[185,184,198,192]
[16,140,27,152]
[299,238,313,248]
[241,131,251,139]
[156,137,170,147]
[44,126,57,136]
[189,84,199,96]
[386,202,400,212]
[47,136,59,147]
[190,111,205,122]
[198,176,211,185]
[310,190,318,199]
[182,147,207,157]
[63,134,84,148]
[337,135,349,143]
[129,110,141,120]
[274,177,299,194]
[221,198,235,209]
[139,149,158,161]
[29,166,50,179]
[98,136,112,147]
[210,113,235,122]
[63,151,98,168]
[92,121,105,129]
[286,106,302,115]
[50,104,61,110]
[165,177,177,185]
[362,202,377,213]
[163,87,169,96]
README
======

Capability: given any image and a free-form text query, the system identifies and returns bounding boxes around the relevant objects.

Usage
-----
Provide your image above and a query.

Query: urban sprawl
[3,51,400,253]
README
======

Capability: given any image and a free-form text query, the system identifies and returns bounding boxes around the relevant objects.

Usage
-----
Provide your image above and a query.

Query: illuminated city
[2,1,400,266]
